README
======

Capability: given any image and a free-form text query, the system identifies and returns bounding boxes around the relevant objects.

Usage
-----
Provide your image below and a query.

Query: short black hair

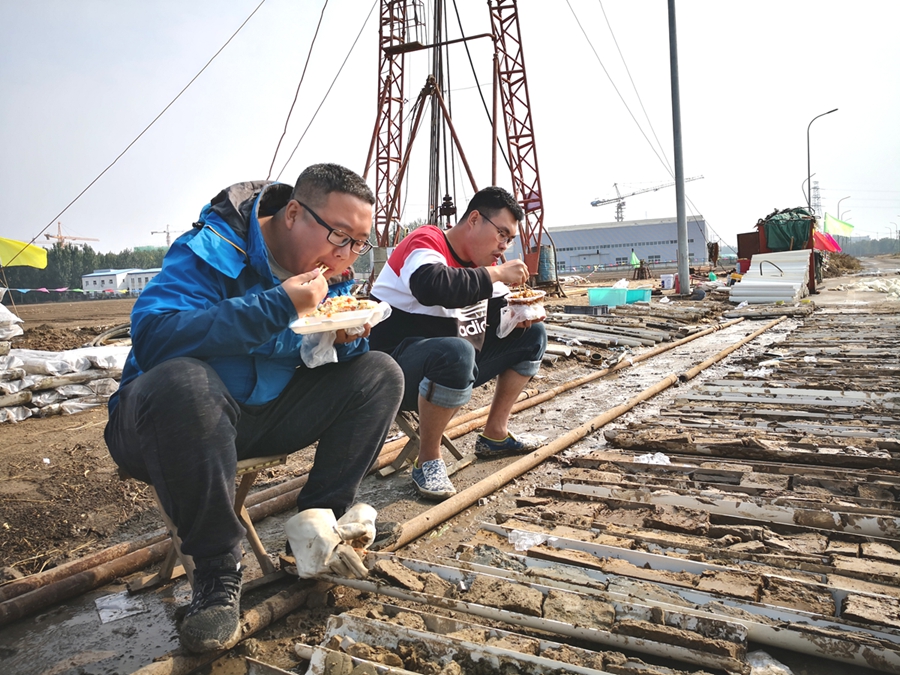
[292,163,375,208]
[460,186,524,224]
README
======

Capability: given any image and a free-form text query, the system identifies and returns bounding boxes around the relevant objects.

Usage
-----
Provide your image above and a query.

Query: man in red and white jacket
[370,187,547,500]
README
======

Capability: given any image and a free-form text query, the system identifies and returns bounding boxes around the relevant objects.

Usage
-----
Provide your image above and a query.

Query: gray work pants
[105,352,403,561]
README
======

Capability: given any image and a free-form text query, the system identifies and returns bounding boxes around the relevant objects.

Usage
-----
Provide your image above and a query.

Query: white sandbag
[0,305,23,340]
[87,378,119,396]
[31,390,64,407]
[9,348,91,375]
[0,405,32,423]
[64,345,132,371]
[56,384,94,398]
[0,376,35,396]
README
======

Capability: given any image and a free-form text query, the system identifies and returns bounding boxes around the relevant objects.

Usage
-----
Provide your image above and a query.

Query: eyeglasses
[296,201,373,255]
[480,212,517,246]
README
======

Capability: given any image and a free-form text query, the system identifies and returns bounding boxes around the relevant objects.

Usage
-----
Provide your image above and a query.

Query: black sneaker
[179,553,243,653]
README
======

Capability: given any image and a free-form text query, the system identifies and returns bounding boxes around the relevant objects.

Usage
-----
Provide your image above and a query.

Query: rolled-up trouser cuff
[512,358,543,378]
[418,376,472,409]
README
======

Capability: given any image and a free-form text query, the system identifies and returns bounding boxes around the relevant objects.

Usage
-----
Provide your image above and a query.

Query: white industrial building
[536,216,709,273]
[81,268,161,296]
[125,268,162,295]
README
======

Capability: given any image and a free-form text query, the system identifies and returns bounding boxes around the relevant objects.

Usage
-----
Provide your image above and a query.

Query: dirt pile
[823,251,862,277]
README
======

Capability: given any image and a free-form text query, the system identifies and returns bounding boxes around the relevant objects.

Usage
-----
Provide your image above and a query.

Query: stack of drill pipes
[0,539,173,627]
[472,530,900,672]
[0,533,169,603]
[389,554,746,644]
[561,481,899,539]
[311,611,682,675]
[545,325,616,347]
[321,571,746,673]
[0,318,747,620]
[614,304,709,322]
[548,324,647,347]
[383,318,780,554]
[566,320,670,342]
[482,523,870,626]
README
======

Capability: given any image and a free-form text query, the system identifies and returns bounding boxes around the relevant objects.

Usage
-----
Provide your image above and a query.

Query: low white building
[125,268,162,295]
[80,269,136,296]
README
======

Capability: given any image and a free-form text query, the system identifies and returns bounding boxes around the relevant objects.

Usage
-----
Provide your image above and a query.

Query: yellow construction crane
[591,176,704,221]
[151,224,175,247]
[44,222,99,247]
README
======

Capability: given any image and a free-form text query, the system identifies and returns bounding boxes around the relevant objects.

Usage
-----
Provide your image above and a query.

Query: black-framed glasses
[480,212,517,246]
[296,201,373,255]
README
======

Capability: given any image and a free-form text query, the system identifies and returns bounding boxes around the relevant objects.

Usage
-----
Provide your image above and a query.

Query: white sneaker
[411,458,457,501]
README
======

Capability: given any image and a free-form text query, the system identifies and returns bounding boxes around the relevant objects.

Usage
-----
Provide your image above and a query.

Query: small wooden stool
[378,410,475,478]
[124,454,288,592]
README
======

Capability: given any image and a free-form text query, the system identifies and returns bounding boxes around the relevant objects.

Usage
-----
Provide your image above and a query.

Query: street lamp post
[836,196,850,219]
[840,210,851,221]
[801,174,816,205]
[807,108,838,213]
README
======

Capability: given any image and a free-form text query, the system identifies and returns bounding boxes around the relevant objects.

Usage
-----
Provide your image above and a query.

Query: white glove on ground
[284,508,369,579]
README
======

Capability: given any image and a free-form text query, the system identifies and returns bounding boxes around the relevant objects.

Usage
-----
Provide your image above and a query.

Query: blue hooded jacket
[110,181,367,411]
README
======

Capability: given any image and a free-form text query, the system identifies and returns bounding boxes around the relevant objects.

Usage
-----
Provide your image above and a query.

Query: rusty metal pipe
[0,533,168,603]
[0,540,171,628]
[679,316,786,382]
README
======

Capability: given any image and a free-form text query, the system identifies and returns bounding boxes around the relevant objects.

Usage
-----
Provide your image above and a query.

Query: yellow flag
[823,214,854,238]
[0,237,48,268]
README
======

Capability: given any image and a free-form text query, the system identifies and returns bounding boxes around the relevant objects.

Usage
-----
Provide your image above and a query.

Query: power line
[5,0,268,268]
[267,1,330,181]
[572,1,728,246]
[598,0,673,177]
[564,0,671,175]
[274,0,378,181]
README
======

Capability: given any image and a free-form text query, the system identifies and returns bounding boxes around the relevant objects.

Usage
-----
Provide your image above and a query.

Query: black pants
[105,352,403,560]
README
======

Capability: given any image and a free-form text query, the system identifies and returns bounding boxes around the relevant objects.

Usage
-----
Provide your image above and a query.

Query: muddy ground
[1,257,898,675]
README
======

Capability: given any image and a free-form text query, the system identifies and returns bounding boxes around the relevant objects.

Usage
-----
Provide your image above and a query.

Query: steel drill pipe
[0,540,172,627]
[0,532,169,603]
[679,316,786,382]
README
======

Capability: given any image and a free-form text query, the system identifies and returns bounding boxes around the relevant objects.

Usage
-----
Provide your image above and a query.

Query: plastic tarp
[762,208,813,251]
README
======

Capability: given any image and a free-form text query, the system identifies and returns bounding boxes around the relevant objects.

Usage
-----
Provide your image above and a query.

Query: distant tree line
[1,244,167,304]
[833,236,900,257]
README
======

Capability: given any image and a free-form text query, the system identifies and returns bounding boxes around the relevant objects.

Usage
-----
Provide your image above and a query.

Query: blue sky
[2,0,898,254]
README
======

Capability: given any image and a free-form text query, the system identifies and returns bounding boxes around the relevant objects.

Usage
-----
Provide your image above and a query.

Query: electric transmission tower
[811,180,822,217]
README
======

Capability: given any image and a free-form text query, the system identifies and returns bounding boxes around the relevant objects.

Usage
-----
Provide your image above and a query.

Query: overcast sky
[2,0,899,255]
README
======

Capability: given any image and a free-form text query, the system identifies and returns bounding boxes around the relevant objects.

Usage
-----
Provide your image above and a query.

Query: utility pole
[151,225,174,247]
[667,0,689,295]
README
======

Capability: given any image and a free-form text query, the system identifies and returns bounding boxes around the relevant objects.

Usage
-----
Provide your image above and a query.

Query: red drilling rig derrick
[365,0,550,283]
[489,0,545,278]
[365,1,410,248]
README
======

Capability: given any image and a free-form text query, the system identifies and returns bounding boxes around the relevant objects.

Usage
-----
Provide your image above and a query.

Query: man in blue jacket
[105,164,403,653]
